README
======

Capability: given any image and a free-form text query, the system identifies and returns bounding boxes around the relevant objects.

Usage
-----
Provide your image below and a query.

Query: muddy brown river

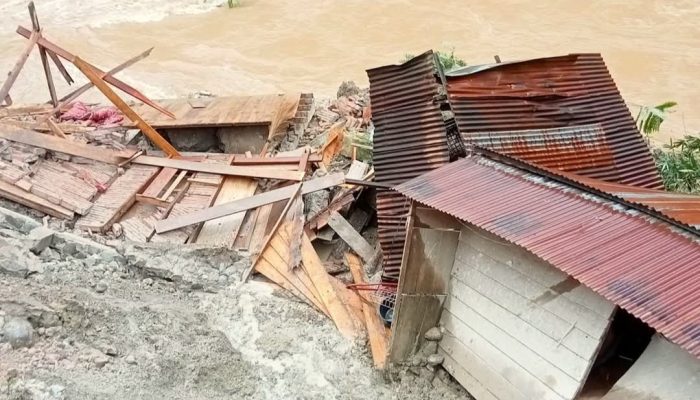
[1,0,698,143]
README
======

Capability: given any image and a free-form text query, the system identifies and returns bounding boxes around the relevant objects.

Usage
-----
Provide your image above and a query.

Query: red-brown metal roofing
[367,51,451,279]
[549,168,700,229]
[395,155,700,359]
[447,54,664,189]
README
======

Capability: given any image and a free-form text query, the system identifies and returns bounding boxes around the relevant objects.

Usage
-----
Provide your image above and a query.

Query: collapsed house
[368,51,700,399]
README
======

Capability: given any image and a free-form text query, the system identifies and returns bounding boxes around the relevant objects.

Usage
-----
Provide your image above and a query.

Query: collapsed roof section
[366,51,456,278]
[394,154,700,360]
[367,52,667,280]
[447,53,663,188]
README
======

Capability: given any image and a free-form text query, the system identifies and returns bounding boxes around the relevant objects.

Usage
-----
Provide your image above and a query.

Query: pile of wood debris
[0,2,389,370]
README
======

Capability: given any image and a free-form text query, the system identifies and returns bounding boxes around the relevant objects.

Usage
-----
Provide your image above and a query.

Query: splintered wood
[245,189,365,342]
[77,165,158,232]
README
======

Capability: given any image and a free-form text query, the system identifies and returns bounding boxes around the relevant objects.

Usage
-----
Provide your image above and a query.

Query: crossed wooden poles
[0,1,180,158]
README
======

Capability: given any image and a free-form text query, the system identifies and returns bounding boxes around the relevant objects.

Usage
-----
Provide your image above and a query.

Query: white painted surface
[602,335,700,400]
[441,224,616,400]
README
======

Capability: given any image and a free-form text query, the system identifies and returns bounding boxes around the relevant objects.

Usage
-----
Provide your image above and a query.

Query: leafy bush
[636,101,677,137]
[401,49,466,72]
[654,135,700,193]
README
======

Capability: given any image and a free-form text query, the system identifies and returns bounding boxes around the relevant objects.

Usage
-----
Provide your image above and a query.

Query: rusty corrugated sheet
[550,168,700,229]
[367,51,451,278]
[395,155,700,359]
[447,53,664,188]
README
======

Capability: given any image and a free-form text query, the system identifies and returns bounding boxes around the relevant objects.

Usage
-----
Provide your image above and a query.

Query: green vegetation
[401,49,467,72]
[636,101,677,137]
[655,135,700,193]
[227,0,241,8]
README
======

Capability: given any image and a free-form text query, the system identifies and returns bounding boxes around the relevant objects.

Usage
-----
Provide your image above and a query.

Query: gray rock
[424,327,443,342]
[2,317,34,349]
[49,384,65,398]
[0,206,40,233]
[39,247,60,262]
[27,226,55,255]
[142,278,153,286]
[427,353,445,366]
[93,353,110,368]
[125,355,137,365]
[94,281,108,294]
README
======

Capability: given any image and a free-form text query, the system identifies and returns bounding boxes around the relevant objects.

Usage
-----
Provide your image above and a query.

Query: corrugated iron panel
[551,168,700,228]
[367,51,451,279]
[448,53,664,189]
[395,156,700,359]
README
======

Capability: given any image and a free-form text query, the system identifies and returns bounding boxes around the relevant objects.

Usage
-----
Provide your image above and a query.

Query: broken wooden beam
[132,155,305,181]
[0,179,73,219]
[77,165,159,232]
[0,125,136,164]
[46,119,66,138]
[34,47,154,130]
[327,211,376,263]
[16,26,175,119]
[73,57,181,159]
[346,253,388,369]
[301,233,363,340]
[0,30,40,106]
[242,184,303,282]
[155,173,344,233]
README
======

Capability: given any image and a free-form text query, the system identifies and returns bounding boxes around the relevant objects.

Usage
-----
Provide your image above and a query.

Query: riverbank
[0,0,698,144]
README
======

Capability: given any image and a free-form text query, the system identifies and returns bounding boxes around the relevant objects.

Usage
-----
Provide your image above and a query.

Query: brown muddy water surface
[0,0,698,143]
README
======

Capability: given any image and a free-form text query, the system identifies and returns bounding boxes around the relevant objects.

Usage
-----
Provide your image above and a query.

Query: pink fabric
[60,101,123,127]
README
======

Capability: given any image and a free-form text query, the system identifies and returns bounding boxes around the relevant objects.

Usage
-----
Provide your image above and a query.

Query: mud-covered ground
[0,205,468,400]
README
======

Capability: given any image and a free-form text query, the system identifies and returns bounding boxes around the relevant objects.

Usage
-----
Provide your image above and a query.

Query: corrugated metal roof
[395,155,700,359]
[367,51,452,279]
[466,123,617,173]
[550,168,700,229]
[448,53,664,188]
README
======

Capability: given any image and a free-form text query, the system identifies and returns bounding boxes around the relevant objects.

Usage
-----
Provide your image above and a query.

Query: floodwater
[1,0,698,143]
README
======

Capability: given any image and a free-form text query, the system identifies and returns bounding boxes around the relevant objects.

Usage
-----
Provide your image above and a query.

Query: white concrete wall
[439,224,616,400]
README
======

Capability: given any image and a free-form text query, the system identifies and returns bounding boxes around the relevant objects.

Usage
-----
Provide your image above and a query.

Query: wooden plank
[77,165,158,232]
[132,155,303,181]
[142,167,178,198]
[444,294,579,399]
[160,170,187,200]
[402,228,460,295]
[46,50,73,85]
[0,125,136,164]
[155,173,344,233]
[72,57,180,158]
[327,211,375,262]
[57,47,153,104]
[46,119,67,138]
[451,256,604,359]
[441,309,567,400]
[388,294,445,363]
[126,94,299,129]
[300,233,361,340]
[0,179,73,219]
[447,279,590,381]
[455,236,612,337]
[347,253,388,369]
[0,30,39,105]
[196,162,258,247]
[17,26,174,119]
[242,185,302,281]
[460,227,615,318]
[245,202,273,252]
[439,334,523,400]
[135,194,171,208]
